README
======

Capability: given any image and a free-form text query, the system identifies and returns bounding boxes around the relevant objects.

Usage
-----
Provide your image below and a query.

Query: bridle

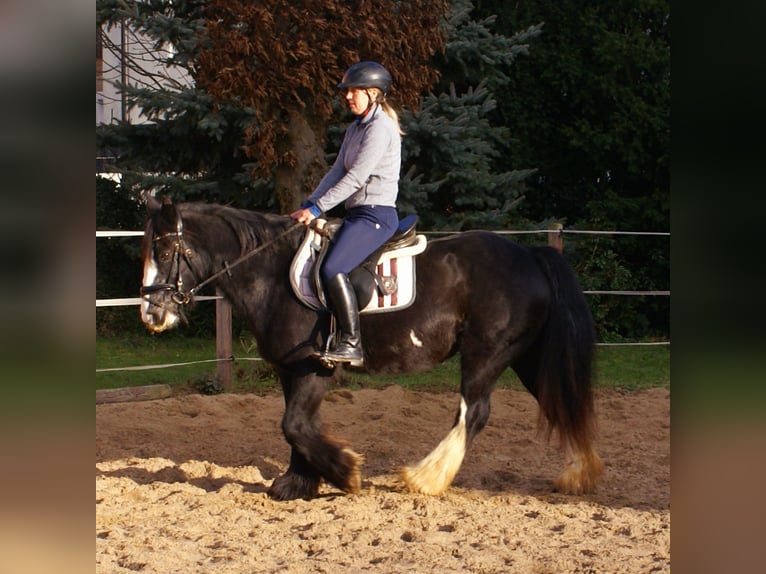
[140,210,303,306]
[139,215,200,306]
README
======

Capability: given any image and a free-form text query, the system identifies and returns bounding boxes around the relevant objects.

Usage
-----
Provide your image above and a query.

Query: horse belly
[360,313,458,375]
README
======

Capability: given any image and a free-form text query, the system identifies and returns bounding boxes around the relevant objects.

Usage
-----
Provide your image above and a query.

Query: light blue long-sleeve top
[304,104,401,215]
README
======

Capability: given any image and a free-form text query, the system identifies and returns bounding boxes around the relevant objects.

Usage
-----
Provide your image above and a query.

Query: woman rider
[290,61,402,366]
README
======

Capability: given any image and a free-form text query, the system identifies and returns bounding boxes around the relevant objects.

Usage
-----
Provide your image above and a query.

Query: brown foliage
[197,0,448,210]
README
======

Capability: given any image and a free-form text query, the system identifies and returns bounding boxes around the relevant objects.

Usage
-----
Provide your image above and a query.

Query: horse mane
[178,202,294,255]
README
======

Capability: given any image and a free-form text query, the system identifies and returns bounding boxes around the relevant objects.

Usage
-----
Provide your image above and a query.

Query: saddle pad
[361,234,426,314]
[289,227,427,314]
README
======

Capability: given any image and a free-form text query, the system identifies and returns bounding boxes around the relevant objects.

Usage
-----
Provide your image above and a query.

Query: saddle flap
[289,223,326,311]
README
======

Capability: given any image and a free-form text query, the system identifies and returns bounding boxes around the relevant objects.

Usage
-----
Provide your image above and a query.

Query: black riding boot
[323,273,364,365]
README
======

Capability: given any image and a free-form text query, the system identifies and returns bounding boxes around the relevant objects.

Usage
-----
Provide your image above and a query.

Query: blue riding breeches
[321,205,399,283]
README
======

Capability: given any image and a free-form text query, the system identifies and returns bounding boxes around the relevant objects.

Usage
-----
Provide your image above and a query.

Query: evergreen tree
[478,0,670,230]
[477,0,670,340]
[399,83,534,229]
[398,0,542,230]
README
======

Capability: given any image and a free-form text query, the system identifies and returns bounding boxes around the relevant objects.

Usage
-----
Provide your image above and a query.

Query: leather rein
[140,213,303,305]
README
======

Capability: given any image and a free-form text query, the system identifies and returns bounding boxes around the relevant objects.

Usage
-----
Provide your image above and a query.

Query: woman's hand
[289,208,316,226]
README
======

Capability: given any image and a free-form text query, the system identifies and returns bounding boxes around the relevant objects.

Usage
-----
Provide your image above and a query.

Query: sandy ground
[96,386,670,573]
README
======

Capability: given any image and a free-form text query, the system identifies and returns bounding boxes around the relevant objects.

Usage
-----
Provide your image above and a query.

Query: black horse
[140,197,603,501]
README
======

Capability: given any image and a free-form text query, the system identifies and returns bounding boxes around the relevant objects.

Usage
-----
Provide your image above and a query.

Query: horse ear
[159,195,178,225]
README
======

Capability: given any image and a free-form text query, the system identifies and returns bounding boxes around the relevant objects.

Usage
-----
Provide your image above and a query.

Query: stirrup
[311,349,337,370]
[315,344,364,368]
[324,347,363,363]
[313,354,364,369]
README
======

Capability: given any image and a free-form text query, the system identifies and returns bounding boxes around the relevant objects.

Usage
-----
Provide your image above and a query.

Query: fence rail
[97,225,670,385]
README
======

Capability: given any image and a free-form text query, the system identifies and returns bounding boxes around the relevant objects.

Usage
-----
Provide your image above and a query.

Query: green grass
[593,344,671,391]
[97,333,670,395]
[96,333,279,395]
[97,334,218,390]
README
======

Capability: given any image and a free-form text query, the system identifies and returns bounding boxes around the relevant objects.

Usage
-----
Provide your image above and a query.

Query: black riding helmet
[337,61,392,96]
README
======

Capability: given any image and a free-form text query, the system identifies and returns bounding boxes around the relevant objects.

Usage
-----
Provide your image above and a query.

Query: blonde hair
[381,100,404,136]
[369,88,404,136]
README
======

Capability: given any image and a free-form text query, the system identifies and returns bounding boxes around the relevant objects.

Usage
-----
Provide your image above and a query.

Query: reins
[141,217,304,305]
[189,221,304,298]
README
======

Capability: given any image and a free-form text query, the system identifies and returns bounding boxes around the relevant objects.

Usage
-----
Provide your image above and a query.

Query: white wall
[97,22,193,126]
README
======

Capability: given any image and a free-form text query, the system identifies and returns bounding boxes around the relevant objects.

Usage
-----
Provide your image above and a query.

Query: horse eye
[159,250,171,262]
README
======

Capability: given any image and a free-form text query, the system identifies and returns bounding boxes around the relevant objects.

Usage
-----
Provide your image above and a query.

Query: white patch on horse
[399,398,468,495]
[140,258,159,322]
[409,330,423,347]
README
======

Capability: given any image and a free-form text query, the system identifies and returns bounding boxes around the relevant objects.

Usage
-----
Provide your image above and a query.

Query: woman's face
[344,87,374,115]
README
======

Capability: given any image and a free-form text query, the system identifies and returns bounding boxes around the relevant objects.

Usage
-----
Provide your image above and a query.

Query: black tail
[530,246,597,449]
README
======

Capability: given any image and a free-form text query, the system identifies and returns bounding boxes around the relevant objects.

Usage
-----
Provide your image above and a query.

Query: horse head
[139,196,199,333]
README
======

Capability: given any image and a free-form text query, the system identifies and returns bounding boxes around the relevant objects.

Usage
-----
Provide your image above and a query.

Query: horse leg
[400,352,506,495]
[268,375,364,501]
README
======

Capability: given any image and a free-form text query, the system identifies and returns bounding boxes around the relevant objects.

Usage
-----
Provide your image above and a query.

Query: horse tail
[530,246,602,492]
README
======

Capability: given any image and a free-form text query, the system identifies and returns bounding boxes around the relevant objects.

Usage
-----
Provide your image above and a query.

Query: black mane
[178,202,298,255]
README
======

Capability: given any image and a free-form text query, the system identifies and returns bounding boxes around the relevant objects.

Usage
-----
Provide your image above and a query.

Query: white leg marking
[409,330,423,347]
[400,398,467,495]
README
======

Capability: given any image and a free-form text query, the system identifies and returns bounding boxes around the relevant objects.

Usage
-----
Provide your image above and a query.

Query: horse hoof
[268,472,320,501]
[335,447,364,494]
[553,450,604,495]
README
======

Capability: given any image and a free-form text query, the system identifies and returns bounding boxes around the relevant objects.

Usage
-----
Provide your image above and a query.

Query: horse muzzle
[140,285,186,332]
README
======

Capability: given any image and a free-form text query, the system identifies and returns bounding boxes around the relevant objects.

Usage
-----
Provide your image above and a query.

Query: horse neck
[183,204,296,297]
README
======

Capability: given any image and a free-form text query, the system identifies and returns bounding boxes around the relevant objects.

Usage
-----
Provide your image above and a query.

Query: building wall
[96,23,192,126]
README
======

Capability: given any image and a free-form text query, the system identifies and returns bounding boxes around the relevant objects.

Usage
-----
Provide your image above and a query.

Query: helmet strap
[354,89,379,123]
[364,89,376,112]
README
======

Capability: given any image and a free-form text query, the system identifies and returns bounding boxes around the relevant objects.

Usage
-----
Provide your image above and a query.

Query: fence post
[548,222,563,253]
[215,288,232,389]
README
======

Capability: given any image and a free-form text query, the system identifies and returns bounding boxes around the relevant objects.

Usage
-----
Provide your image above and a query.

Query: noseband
[140,211,303,306]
